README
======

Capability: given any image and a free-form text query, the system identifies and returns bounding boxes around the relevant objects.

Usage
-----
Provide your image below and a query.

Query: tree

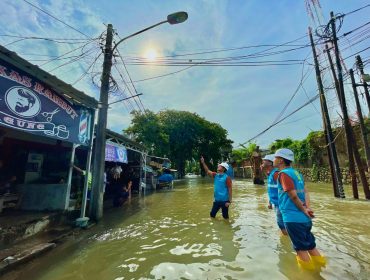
[125,109,233,177]
[232,143,257,165]
[268,137,315,166]
[125,110,169,156]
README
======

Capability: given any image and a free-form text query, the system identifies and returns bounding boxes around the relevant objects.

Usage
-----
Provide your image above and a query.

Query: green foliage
[125,109,233,176]
[185,159,201,174]
[268,137,315,165]
[125,110,169,156]
[311,163,319,182]
[269,138,294,152]
[232,143,257,165]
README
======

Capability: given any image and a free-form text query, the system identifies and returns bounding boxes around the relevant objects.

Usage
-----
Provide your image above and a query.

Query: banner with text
[105,142,128,163]
[0,58,93,145]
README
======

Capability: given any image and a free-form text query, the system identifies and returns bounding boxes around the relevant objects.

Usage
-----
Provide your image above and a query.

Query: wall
[17,184,68,211]
[296,167,366,185]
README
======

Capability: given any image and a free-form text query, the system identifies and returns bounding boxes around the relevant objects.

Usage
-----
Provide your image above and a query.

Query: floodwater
[7,178,370,280]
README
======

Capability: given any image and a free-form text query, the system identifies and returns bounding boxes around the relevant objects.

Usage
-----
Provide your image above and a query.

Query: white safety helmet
[218,162,229,171]
[274,148,294,162]
[262,154,275,162]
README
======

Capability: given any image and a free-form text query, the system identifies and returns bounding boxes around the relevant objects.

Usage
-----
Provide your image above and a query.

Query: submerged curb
[0,243,56,275]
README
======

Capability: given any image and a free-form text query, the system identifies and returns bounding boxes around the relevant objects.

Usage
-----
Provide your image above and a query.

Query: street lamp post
[90,12,188,221]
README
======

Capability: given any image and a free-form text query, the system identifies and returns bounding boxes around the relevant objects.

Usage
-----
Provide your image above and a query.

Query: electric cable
[21,0,93,39]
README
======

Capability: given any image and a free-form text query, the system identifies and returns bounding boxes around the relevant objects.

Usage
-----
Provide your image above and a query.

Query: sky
[0,0,369,149]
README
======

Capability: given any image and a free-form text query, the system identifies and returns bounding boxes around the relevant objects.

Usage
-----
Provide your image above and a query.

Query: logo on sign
[117,148,126,162]
[5,87,41,118]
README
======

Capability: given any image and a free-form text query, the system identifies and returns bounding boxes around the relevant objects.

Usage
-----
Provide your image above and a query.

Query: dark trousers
[210,201,229,219]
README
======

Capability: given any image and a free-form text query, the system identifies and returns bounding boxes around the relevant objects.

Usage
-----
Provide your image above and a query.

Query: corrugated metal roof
[106,129,148,152]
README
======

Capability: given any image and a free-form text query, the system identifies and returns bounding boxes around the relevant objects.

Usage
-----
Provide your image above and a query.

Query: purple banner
[105,143,128,163]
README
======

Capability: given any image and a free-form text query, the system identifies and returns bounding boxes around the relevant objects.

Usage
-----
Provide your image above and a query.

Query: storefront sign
[0,59,93,145]
[105,142,128,163]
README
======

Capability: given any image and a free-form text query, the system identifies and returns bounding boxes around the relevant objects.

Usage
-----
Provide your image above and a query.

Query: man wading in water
[200,156,232,219]
[274,148,326,270]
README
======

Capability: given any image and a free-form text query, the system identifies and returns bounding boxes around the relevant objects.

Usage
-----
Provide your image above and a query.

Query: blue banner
[0,58,93,145]
[105,142,128,163]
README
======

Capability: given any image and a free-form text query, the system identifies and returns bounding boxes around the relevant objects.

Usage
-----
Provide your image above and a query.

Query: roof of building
[0,45,99,110]
[106,129,147,153]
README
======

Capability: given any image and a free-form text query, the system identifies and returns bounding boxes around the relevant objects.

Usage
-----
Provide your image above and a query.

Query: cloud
[0,0,368,150]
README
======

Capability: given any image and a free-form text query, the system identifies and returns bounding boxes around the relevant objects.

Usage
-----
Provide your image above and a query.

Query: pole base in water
[76,217,90,228]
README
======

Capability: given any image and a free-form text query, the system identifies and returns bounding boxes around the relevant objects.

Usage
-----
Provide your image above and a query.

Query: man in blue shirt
[274,148,326,270]
[261,154,287,235]
[201,156,232,219]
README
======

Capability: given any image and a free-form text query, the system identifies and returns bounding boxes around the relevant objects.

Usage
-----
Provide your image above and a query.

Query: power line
[240,93,320,146]
[0,34,92,41]
[48,45,99,72]
[72,50,103,85]
[40,40,97,66]
[116,50,146,111]
[133,65,195,83]
[114,52,145,112]
[112,63,140,113]
[0,34,91,44]
[341,3,370,17]
[123,34,310,59]
[21,0,93,39]
[344,45,370,60]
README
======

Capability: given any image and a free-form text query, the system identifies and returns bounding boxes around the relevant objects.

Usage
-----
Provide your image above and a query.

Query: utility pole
[350,69,370,171]
[330,12,359,199]
[90,24,114,221]
[325,45,342,109]
[88,13,188,220]
[309,27,343,198]
[356,55,370,113]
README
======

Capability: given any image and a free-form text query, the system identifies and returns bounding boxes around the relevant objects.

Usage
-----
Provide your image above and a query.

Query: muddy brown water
[4,178,370,279]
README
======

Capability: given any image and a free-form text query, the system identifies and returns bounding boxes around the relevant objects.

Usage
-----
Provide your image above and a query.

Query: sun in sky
[144,48,158,61]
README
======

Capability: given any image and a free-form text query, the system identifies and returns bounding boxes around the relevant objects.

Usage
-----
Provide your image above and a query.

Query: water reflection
[5,179,370,280]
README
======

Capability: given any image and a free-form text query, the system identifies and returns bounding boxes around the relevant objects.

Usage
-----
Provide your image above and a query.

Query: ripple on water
[20,180,370,280]
[169,243,222,257]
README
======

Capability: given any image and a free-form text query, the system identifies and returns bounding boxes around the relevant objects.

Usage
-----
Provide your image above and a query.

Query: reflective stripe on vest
[267,168,279,205]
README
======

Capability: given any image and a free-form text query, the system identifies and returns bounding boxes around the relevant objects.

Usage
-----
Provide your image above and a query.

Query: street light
[90,12,188,221]
[112,11,188,53]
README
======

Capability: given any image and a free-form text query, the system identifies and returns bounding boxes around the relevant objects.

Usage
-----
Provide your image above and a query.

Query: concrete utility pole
[325,45,342,109]
[90,24,114,221]
[330,12,359,199]
[349,69,370,171]
[330,12,370,200]
[309,27,344,198]
[89,12,188,221]
[356,55,370,113]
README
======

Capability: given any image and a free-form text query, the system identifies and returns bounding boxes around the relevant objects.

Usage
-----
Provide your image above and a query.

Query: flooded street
[8,178,370,280]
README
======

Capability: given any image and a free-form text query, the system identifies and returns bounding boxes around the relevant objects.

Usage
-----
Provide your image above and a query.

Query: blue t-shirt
[214,173,230,201]
[277,167,310,223]
[158,173,174,183]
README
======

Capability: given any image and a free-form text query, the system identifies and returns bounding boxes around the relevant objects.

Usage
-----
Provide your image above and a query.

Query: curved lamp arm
[112,11,188,53]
